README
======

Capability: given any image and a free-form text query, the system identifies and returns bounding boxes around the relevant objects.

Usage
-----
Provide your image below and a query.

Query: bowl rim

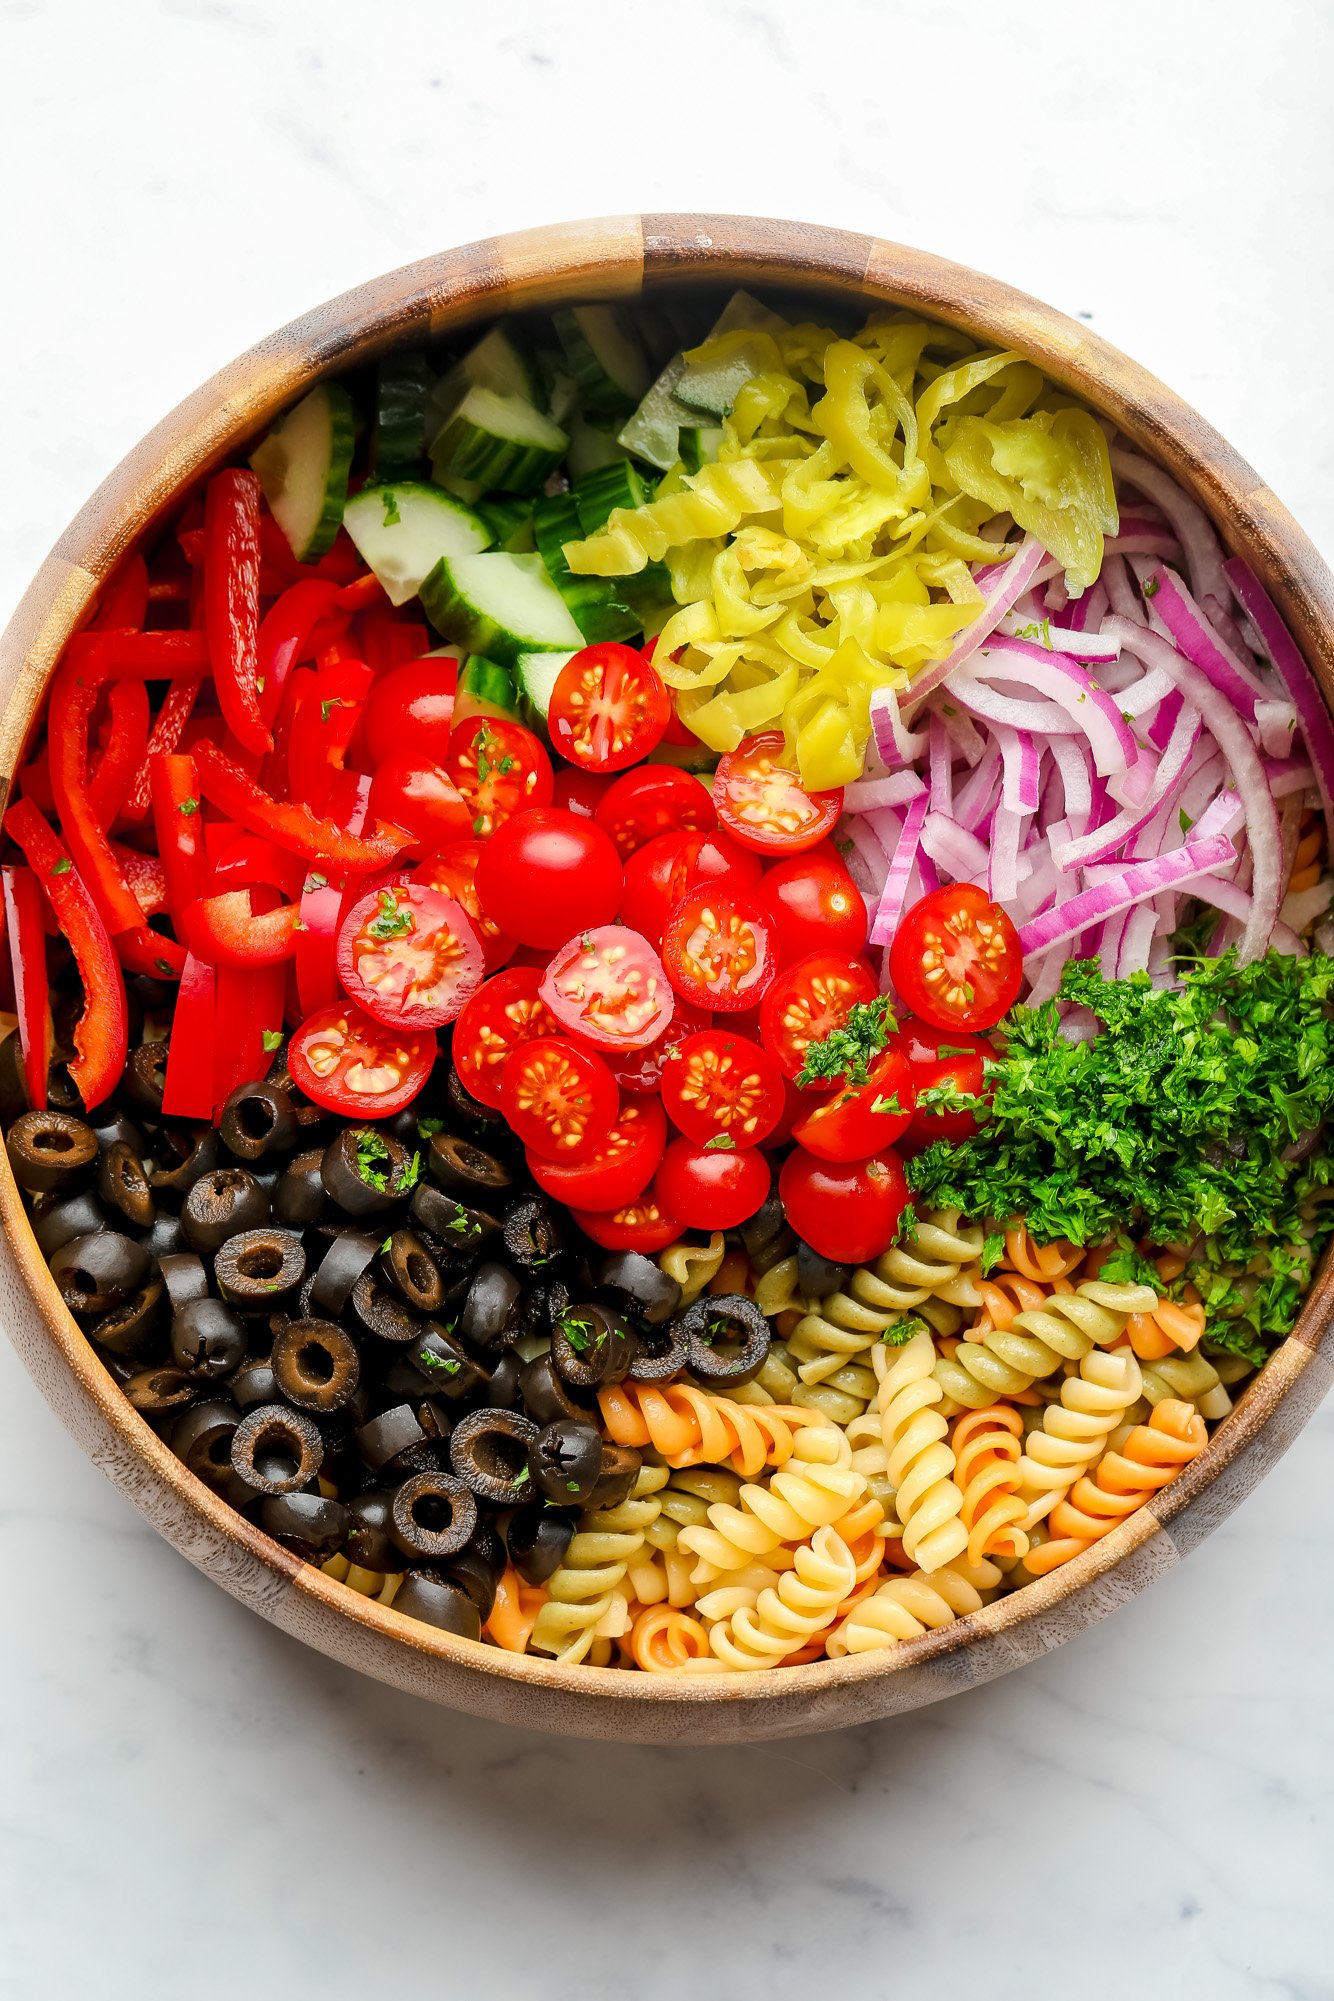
[3,212,1333,1732]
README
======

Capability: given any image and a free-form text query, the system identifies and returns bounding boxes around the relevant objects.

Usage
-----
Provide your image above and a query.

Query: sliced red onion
[988,803,1026,904]
[998,612,1121,662]
[1225,556,1334,831]
[1018,834,1237,960]
[869,685,927,770]
[1065,580,1109,635]
[862,805,906,865]
[1105,525,1180,559]
[1053,700,1201,873]
[1108,617,1282,961]
[1115,902,1161,977]
[900,534,1047,711]
[955,745,1002,835]
[996,724,1041,813]
[933,699,988,766]
[969,638,1137,774]
[1264,756,1316,799]
[843,770,927,812]
[947,674,1080,739]
[1110,449,1231,616]
[1118,664,1177,718]
[1194,875,1306,957]
[1048,736,1094,835]
[927,712,953,814]
[1145,564,1268,717]
[869,791,929,947]
[1191,788,1245,844]
[1102,553,1145,626]
[920,812,988,882]
[1281,880,1333,935]
[840,816,890,896]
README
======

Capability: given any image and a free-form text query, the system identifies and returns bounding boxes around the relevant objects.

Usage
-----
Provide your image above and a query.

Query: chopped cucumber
[425,322,543,440]
[438,469,485,505]
[515,648,577,728]
[617,290,785,472]
[372,351,434,479]
[429,384,568,496]
[420,551,584,669]
[476,496,535,553]
[678,425,724,475]
[554,305,652,425]
[572,461,654,537]
[249,382,357,561]
[534,493,642,646]
[454,655,521,728]
[565,413,631,481]
[675,333,776,418]
[343,481,492,607]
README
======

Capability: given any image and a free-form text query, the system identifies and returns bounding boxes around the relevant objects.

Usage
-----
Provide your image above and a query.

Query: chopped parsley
[796,994,898,1088]
[355,1129,392,1191]
[304,871,328,892]
[381,1236,394,1253]
[367,888,414,940]
[382,489,401,527]
[513,1466,530,1488]
[703,1133,737,1151]
[261,1029,283,1053]
[1142,574,1161,599]
[417,1116,444,1139]
[1013,616,1053,649]
[399,1151,422,1192]
[879,1317,918,1345]
[915,1079,988,1117]
[872,1092,906,1116]
[444,1211,481,1237]
[50,858,72,875]
[559,1315,599,1353]
[980,1231,1006,1275]
[1096,1242,1165,1291]
[1179,810,1194,836]
[177,796,199,816]
[419,1350,461,1376]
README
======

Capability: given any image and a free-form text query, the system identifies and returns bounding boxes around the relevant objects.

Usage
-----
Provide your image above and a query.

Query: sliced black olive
[158,1251,209,1313]
[551,1302,636,1388]
[627,1317,688,1383]
[505,1502,575,1586]
[213,1227,306,1307]
[91,1277,166,1355]
[449,1407,537,1506]
[443,1063,509,1141]
[97,1140,155,1228]
[231,1358,281,1411]
[597,1249,681,1325]
[741,1189,790,1261]
[271,1318,361,1412]
[0,1028,31,1124]
[260,1490,348,1557]
[502,1195,564,1272]
[355,1402,429,1476]
[408,1323,489,1401]
[482,1349,523,1411]
[6,1110,99,1193]
[124,1364,198,1415]
[411,1182,500,1255]
[220,1080,298,1161]
[273,1149,327,1227]
[389,1472,478,1561]
[88,1107,145,1155]
[518,1351,595,1427]
[150,1126,219,1195]
[229,1404,324,1494]
[351,1269,420,1344]
[44,1059,83,1117]
[459,1261,522,1350]
[341,1490,408,1574]
[310,1230,379,1315]
[529,1418,603,1505]
[390,1569,482,1641]
[797,1242,851,1301]
[29,1188,107,1257]
[428,1131,512,1200]
[584,1443,642,1512]
[48,1231,151,1317]
[513,1277,572,1347]
[379,1229,445,1314]
[180,1168,270,1254]
[123,1042,169,1115]
[139,1212,185,1260]
[680,1292,771,1387]
[321,1126,413,1216]
[443,1527,504,1620]
[172,1399,241,1486]
[171,1297,248,1379]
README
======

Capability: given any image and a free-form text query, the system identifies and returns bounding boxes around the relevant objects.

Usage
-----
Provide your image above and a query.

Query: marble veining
[1,1,1332,1994]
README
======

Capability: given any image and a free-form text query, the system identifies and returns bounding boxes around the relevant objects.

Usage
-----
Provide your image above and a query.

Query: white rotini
[1138,1349,1234,1420]
[678,1425,864,1584]
[752,1253,803,1319]
[872,1330,968,1573]
[1014,1348,1144,1529]
[529,1464,669,1664]
[933,1278,1160,1409]
[731,1338,880,1428]
[658,1233,726,1305]
[689,1525,858,1672]
[826,1557,1002,1654]
[638,1464,744,1607]
[786,1209,982,1388]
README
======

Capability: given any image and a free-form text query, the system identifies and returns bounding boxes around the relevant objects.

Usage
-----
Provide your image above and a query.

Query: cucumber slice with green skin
[572,461,654,537]
[476,496,535,553]
[454,654,521,728]
[514,649,578,730]
[678,426,724,475]
[372,351,434,479]
[425,323,544,441]
[565,414,631,481]
[249,382,357,561]
[343,481,492,608]
[554,306,652,425]
[438,469,485,506]
[534,494,642,646]
[675,334,777,419]
[429,385,568,496]
[420,552,584,670]
[617,290,786,472]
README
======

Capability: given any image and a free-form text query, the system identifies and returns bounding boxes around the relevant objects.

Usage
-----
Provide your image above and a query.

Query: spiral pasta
[529,1464,669,1664]
[1022,1399,1208,1574]
[871,1332,969,1572]
[1138,1350,1233,1421]
[679,1424,863,1583]
[485,1566,548,1654]
[951,1405,1030,1564]
[658,1233,726,1305]
[787,1208,983,1387]
[1014,1349,1145,1528]
[933,1277,1158,1410]
[628,1603,712,1671]
[596,1379,827,1477]
[321,1553,401,1606]
[826,1557,1002,1654]
[689,1524,859,1672]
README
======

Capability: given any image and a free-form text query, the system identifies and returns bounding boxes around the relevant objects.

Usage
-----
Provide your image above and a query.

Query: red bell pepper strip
[4,801,128,1111]
[334,572,385,612]
[257,578,342,727]
[213,958,285,1113]
[64,629,209,684]
[47,660,154,939]
[287,659,373,812]
[191,739,409,871]
[150,752,209,921]
[162,952,217,1120]
[91,550,150,633]
[111,842,169,921]
[295,871,344,1015]
[203,469,269,757]
[356,605,430,674]
[2,867,53,1110]
[203,827,305,900]
[87,680,151,829]
[18,751,56,815]
[122,677,203,824]
[183,888,302,966]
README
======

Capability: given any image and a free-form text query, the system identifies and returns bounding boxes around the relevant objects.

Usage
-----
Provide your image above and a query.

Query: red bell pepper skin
[4,801,128,1111]
[356,605,430,674]
[287,659,373,813]
[203,828,304,900]
[87,679,151,830]
[122,676,203,824]
[64,629,209,684]
[111,842,169,921]
[161,952,217,1120]
[203,469,269,757]
[17,752,56,815]
[257,578,341,727]
[295,873,344,1015]
[183,889,301,966]
[91,550,150,634]
[150,751,209,923]
[2,866,53,1110]
[47,661,153,940]
[213,959,285,1113]
[334,572,384,612]
[192,740,409,871]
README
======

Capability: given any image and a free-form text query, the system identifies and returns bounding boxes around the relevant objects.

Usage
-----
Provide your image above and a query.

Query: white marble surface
[1,2,1332,1994]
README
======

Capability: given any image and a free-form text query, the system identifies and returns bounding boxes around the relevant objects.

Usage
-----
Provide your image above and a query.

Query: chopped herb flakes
[355,1129,392,1191]
[367,889,414,941]
[796,994,897,1088]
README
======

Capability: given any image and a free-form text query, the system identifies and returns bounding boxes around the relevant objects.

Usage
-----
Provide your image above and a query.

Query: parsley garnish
[1179,810,1194,836]
[399,1151,422,1192]
[50,858,72,875]
[304,871,327,892]
[703,1133,736,1150]
[444,1211,480,1237]
[1097,1242,1165,1291]
[560,1315,596,1352]
[382,489,401,527]
[879,1317,917,1345]
[417,1117,444,1138]
[915,1079,988,1117]
[1142,574,1161,598]
[261,1029,283,1053]
[419,1349,460,1375]
[355,1129,392,1191]
[381,1237,394,1253]
[1013,617,1053,649]
[872,1092,905,1116]
[367,889,413,941]
[177,797,199,816]
[980,1231,1005,1275]
[796,994,898,1088]
[513,1466,530,1488]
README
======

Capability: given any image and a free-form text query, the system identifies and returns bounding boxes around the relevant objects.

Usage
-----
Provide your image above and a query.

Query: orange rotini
[596,1379,829,1476]
[1002,1225,1084,1282]
[1022,1398,1208,1574]
[628,1604,712,1671]
[485,1566,549,1654]
[951,1404,1030,1563]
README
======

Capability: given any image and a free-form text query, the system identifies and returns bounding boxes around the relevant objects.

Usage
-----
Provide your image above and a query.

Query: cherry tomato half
[443,715,553,839]
[607,999,711,1095]
[660,1029,785,1148]
[336,881,484,1029]
[778,1147,910,1264]
[366,755,471,851]
[451,966,559,1108]
[619,829,761,946]
[759,952,879,1079]
[888,883,1023,1033]
[655,1136,772,1232]
[288,1001,436,1118]
[411,842,515,972]
[572,1190,682,1253]
[500,1035,617,1161]
[790,1043,915,1163]
[661,886,779,1014]
[895,1015,994,1149]
[759,842,867,964]
[539,925,673,1052]
[547,642,671,772]
[361,656,457,771]
[593,764,716,860]
[527,1096,666,1211]
[714,732,843,856]
[474,808,622,950]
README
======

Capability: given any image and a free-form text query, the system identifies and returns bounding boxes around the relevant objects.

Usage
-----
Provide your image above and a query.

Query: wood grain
[2,214,1331,1742]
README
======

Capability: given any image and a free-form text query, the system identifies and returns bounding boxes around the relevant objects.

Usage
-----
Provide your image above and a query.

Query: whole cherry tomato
[759,841,867,964]
[778,1147,910,1264]
[360,656,457,770]
[593,764,716,860]
[366,755,471,851]
[474,808,622,949]
[619,829,761,945]
[654,1135,772,1231]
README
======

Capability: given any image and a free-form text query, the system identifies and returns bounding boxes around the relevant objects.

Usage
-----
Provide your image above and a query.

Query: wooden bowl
[3,215,1331,1743]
